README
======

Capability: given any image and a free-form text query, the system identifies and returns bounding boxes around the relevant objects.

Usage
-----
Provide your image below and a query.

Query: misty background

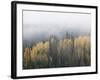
[23,10,91,46]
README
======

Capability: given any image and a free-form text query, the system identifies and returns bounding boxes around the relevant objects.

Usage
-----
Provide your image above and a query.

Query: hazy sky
[23,10,91,39]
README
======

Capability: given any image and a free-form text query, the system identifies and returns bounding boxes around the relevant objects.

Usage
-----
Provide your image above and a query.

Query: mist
[23,10,91,43]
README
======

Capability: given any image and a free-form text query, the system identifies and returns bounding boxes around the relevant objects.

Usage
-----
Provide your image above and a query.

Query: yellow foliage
[74,36,90,58]
[30,41,49,62]
[23,47,31,65]
[59,39,72,49]
[23,35,90,68]
[43,41,49,50]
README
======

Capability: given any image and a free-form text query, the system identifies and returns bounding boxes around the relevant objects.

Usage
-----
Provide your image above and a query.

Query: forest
[23,32,91,69]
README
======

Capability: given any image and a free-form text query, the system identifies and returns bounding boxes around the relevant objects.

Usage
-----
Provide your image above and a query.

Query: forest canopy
[23,35,90,69]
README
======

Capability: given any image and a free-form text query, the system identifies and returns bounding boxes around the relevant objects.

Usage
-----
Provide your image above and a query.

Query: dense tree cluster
[23,35,90,69]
